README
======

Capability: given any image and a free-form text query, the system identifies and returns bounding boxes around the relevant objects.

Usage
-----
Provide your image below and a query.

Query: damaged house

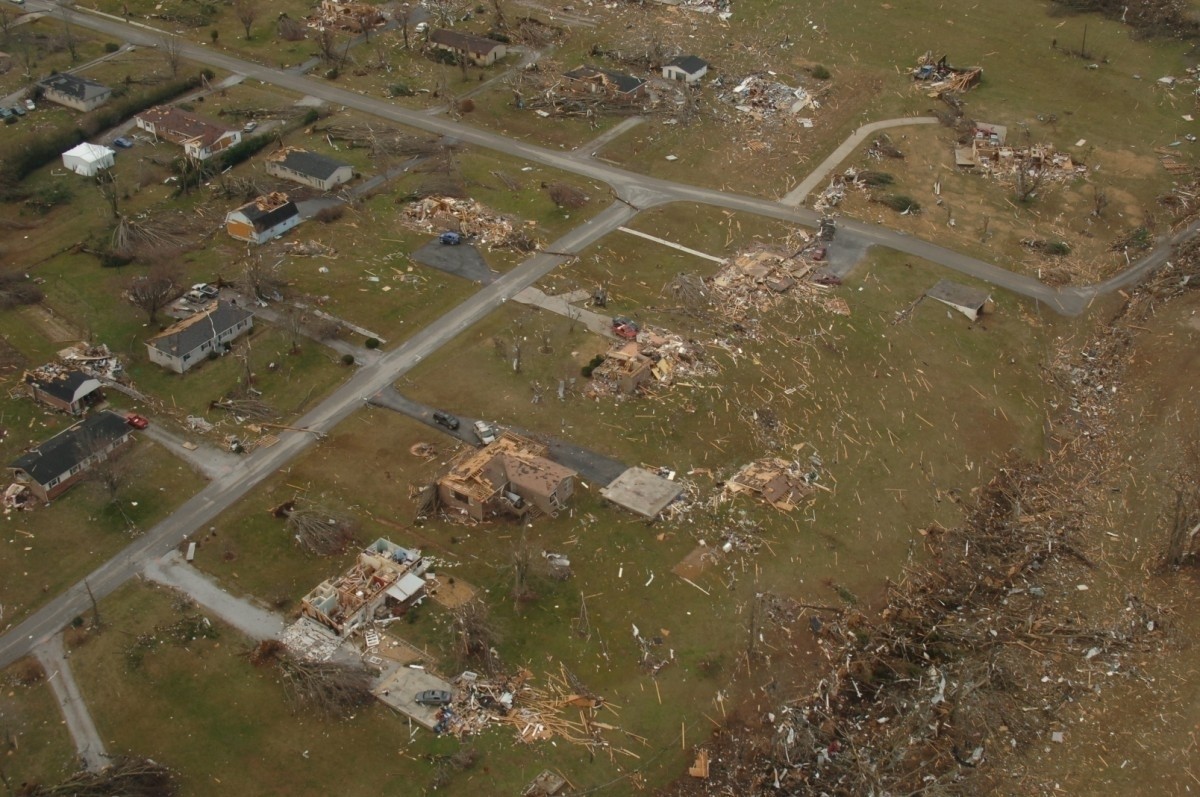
[39,74,111,112]
[23,366,103,415]
[725,458,818,512]
[145,300,254,374]
[437,432,576,521]
[225,192,302,244]
[8,410,134,503]
[662,55,709,84]
[300,538,428,637]
[925,280,992,321]
[135,106,241,161]
[563,66,647,98]
[428,29,508,66]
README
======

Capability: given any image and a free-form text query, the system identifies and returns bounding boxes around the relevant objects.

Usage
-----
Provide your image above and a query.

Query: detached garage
[62,143,114,177]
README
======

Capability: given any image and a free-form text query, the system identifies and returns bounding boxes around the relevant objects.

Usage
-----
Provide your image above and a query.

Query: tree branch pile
[19,757,178,797]
[283,500,361,556]
[276,654,374,719]
[318,124,441,159]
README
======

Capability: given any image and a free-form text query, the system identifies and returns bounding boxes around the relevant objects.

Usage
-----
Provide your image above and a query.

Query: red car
[125,413,149,429]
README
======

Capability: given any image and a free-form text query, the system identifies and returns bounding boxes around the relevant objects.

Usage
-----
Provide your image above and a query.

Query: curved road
[0,3,1193,670]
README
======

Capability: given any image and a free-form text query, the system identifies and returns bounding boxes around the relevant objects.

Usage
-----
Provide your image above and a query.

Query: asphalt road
[0,199,637,670]
[24,0,1158,315]
[1,2,1191,668]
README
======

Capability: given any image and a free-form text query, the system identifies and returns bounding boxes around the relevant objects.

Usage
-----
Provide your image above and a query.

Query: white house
[265,149,353,191]
[135,106,241,161]
[146,301,254,373]
[225,193,302,244]
[662,55,709,84]
[61,143,115,177]
[40,74,112,112]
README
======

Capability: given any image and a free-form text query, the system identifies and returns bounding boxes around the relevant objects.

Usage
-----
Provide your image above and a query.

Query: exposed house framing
[300,538,428,637]
[437,432,576,522]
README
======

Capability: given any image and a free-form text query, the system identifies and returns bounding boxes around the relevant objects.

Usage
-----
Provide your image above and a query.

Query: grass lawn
[0,657,76,789]
[0,17,118,98]
[0,438,207,628]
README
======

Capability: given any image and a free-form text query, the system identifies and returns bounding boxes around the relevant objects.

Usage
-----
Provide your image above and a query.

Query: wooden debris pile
[723,457,823,511]
[306,0,385,33]
[401,196,541,251]
[56,342,124,380]
[585,329,716,399]
[283,239,338,258]
[910,52,982,96]
[716,74,819,124]
[445,666,640,755]
[707,246,843,325]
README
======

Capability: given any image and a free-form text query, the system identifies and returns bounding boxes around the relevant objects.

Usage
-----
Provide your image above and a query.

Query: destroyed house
[39,74,112,112]
[225,192,302,244]
[428,29,508,66]
[265,149,353,191]
[301,538,427,636]
[9,410,133,502]
[662,55,709,83]
[563,66,647,97]
[135,106,241,160]
[592,341,654,395]
[925,280,992,321]
[727,459,814,511]
[145,300,254,374]
[438,432,576,521]
[23,367,103,415]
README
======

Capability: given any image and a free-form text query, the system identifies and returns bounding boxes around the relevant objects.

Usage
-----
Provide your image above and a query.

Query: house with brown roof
[135,106,241,160]
[146,300,254,373]
[428,29,507,66]
[437,432,576,521]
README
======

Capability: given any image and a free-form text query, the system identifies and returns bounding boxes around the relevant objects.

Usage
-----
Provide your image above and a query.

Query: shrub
[104,42,120,53]
[200,68,216,80]
[581,353,605,377]
[547,182,587,209]
[812,64,831,80]
[341,353,356,366]
[364,337,381,350]
[220,134,272,169]
[879,194,920,213]
[24,182,73,211]
[1046,241,1071,256]
[389,83,415,97]
[858,171,894,187]
[301,108,321,125]
[325,67,340,80]
[314,205,345,224]
[458,98,475,113]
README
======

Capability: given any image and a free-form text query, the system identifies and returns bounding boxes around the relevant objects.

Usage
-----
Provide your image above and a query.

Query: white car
[473,420,497,445]
[23,99,34,111]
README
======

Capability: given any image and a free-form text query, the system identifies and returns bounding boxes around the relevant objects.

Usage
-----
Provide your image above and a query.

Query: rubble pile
[910,52,982,97]
[306,0,386,33]
[958,141,1087,186]
[722,457,822,511]
[401,196,541,251]
[586,328,716,398]
[655,0,733,20]
[707,246,842,324]
[283,239,338,258]
[56,342,123,380]
[717,74,819,124]
[443,667,636,754]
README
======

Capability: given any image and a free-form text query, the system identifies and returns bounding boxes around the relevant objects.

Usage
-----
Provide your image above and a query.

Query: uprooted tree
[19,756,178,797]
[275,653,375,719]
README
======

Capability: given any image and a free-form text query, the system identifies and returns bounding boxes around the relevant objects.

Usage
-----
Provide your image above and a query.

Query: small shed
[599,467,684,519]
[662,55,709,84]
[62,143,114,176]
[925,279,993,321]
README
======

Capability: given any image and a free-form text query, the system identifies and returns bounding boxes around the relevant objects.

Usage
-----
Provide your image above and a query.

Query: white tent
[61,142,114,177]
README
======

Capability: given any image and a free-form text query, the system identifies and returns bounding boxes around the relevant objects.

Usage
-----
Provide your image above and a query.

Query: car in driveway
[414,689,452,707]
[192,282,218,299]
[24,99,35,111]
[0,108,13,121]
[242,121,258,133]
[473,420,497,445]
[432,410,459,430]
[10,104,24,117]
[112,136,133,149]
[125,413,149,430]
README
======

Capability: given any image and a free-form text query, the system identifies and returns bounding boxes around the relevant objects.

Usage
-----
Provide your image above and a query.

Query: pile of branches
[283,499,361,556]
[318,124,442,159]
[1052,0,1200,39]
[0,273,44,309]
[18,757,177,797]
[210,397,279,421]
[276,653,375,719]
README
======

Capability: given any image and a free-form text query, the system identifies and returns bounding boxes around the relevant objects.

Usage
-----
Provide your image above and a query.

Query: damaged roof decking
[136,106,233,148]
[600,467,684,519]
[441,432,574,504]
[146,300,253,357]
[563,66,647,95]
[23,367,101,405]
[10,410,130,485]
[230,193,299,232]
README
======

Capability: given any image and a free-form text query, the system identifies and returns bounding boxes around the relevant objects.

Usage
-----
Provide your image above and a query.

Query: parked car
[125,413,149,430]
[414,689,452,706]
[432,410,459,430]
[0,108,14,120]
[23,99,35,111]
[112,136,134,149]
[473,420,497,445]
[439,231,462,245]
[242,121,258,133]
[10,105,25,117]
[192,282,219,298]
[612,316,640,340]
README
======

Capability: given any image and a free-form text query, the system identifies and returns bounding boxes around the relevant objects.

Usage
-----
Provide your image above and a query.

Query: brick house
[8,410,134,503]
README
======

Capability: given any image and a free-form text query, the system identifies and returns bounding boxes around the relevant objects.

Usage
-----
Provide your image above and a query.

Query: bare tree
[451,599,499,671]
[0,6,14,41]
[239,256,286,302]
[397,7,412,49]
[126,261,182,324]
[277,14,307,42]
[160,32,183,78]
[55,2,78,62]
[546,182,587,209]
[1014,163,1048,203]
[315,27,340,64]
[277,655,374,719]
[1092,185,1110,218]
[233,0,258,39]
